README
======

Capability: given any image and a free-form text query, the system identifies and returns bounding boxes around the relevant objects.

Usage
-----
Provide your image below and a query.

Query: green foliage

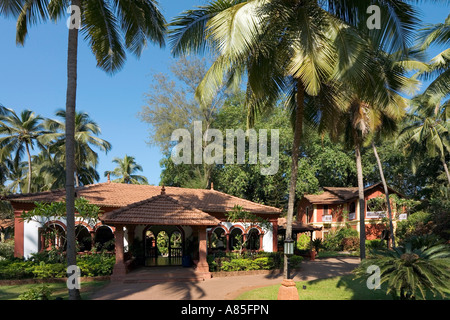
[396,211,433,243]
[311,238,323,253]
[323,227,359,251]
[208,252,285,272]
[296,233,311,250]
[76,253,115,277]
[18,284,53,300]
[31,262,66,279]
[0,260,35,279]
[289,255,304,268]
[354,239,450,300]
[0,239,15,260]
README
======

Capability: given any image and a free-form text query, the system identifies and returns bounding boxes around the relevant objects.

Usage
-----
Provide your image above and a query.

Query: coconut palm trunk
[355,140,366,260]
[372,142,396,248]
[25,142,32,193]
[441,158,450,186]
[65,0,81,300]
[284,80,304,278]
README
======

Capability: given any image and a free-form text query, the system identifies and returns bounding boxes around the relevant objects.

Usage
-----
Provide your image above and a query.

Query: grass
[0,280,109,300]
[235,274,449,300]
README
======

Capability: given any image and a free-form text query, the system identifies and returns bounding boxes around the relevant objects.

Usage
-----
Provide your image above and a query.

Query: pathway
[90,257,360,300]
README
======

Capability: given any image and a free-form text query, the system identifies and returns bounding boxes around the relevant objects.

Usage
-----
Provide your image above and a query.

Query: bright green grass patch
[236,275,391,300]
[236,275,450,300]
[0,280,109,300]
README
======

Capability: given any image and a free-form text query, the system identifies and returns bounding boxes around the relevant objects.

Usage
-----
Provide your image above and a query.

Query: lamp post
[284,237,294,278]
[277,236,299,300]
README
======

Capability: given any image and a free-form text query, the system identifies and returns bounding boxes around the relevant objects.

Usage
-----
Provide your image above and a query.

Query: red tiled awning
[100,194,221,226]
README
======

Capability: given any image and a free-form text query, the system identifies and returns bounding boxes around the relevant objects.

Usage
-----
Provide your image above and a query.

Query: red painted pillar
[259,232,264,251]
[195,226,211,279]
[14,210,24,258]
[112,225,127,278]
[225,233,230,252]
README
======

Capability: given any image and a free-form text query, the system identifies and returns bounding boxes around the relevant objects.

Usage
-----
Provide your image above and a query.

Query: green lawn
[0,280,109,300]
[235,275,449,300]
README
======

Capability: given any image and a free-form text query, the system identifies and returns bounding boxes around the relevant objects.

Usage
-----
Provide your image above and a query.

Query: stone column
[195,226,211,279]
[112,225,127,278]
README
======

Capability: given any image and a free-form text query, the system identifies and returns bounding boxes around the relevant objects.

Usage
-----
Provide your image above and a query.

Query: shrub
[208,252,284,272]
[296,233,311,250]
[0,240,15,260]
[366,239,385,251]
[323,227,359,251]
[0,260,35,279]
[76,253,115,277]
[19,285,53,300]
[341,236,359,251]
[31,262,66,278]
[289,255,303,268]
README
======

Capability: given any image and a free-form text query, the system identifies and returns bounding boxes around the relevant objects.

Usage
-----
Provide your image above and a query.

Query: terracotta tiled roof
[101,194,221,226]
[303,183,404,204]
[0,219,13,229]
[304,191,347,204]
[6,182,281,215]
[277,218,322,232]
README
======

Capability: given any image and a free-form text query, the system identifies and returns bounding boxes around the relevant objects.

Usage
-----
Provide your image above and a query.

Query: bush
[207,252,284,272]
[19,285,53,300]
[323,227,359,251]
[296,233,311,250]
[0,240,15,260]
[366,239,385,251]
[396,211,433,243]
[0,259,35,279]
[31,262,66,278]
[341,236,359,251]
[289,255,303,268]
[76,253,115,277]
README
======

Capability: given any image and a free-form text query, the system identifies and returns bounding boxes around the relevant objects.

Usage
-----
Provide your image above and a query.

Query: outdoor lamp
[284,238,294,256]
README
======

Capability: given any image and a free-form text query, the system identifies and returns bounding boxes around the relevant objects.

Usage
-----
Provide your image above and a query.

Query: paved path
[90,257,360,300]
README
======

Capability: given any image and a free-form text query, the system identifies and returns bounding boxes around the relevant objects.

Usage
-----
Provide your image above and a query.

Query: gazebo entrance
[144,225,184,267]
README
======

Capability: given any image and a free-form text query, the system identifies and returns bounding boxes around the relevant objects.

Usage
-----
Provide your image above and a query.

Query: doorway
[144,226,184,267]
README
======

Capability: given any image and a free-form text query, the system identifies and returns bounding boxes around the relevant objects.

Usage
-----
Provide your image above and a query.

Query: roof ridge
[209,188,282,212]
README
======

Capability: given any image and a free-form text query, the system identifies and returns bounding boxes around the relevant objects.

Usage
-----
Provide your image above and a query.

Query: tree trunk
[65,0,81,300]
[25,142,32,193]
[372,142,395,248]
[441,157,450,186]
[355,141,366,260]
[283,80,304,278]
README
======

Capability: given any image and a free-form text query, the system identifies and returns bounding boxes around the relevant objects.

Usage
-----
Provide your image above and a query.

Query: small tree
[225,205,271,256]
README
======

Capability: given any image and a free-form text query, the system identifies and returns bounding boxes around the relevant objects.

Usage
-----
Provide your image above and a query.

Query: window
[323,205,329,215]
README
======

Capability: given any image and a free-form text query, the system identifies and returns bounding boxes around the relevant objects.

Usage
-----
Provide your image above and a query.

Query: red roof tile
[101,194,221,226]
[6,182,281,215]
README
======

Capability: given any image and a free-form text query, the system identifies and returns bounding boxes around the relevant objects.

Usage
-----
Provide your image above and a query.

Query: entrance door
[144,226,184,266]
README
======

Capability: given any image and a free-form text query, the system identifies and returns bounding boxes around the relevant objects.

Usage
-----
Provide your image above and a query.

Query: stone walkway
[90,257,360,300]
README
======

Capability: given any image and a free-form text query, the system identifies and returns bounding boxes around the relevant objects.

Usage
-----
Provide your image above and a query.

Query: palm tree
[418,13,450,101]
[169,0,422,273]
[105,155,148,184]
[397,95,450,186]
[0,107,50,193]
[43,109,112,187]
[4,158,27,193]
[4,0,166,300]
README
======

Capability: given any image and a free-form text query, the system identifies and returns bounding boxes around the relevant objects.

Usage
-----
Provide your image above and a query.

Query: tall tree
[0,107,49,193]
[104,154,148,184]
[43,109,112,187]
[168,0,422,272]
[5,0,166,300]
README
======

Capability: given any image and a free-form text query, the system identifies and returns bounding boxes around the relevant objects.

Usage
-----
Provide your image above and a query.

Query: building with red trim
[297,183,407,240]
[6,182,282,279]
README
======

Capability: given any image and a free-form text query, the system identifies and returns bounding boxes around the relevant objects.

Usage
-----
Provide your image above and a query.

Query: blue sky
[0,1,448,187]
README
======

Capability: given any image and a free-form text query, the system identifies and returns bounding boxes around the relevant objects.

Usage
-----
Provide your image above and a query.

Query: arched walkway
[143,225,185,267]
